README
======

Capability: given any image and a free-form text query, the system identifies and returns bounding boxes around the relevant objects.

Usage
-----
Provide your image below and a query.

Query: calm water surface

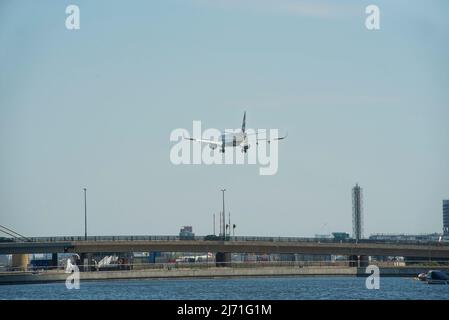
[1,277,448,300]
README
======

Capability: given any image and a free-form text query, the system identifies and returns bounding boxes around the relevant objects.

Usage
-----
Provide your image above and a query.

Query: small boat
[417,272,427,281]
[425,270,449,285]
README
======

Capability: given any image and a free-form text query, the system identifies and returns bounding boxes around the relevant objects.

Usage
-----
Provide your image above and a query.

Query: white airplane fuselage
[212,131,250,153]
[220,132,246,147]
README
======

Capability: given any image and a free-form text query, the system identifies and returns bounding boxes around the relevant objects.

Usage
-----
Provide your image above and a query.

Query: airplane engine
[209,144,217,150]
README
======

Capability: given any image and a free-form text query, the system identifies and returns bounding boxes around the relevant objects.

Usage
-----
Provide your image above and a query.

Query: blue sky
[1,0,448,237]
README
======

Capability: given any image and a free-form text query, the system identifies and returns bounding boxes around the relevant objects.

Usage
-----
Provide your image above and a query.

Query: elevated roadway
[1,236,448,258]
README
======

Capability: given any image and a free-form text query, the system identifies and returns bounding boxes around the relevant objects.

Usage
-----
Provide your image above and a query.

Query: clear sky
[1,0,448,238]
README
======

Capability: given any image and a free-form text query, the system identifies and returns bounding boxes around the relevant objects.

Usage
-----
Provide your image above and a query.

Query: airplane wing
[259,136,287,144]
[247,131,288,143]
[183,136,222,146]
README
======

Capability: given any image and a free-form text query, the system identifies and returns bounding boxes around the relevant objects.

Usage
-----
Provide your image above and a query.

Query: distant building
[279,254,296,262]
[179,226,195,240]
[369,233,441,242]
[352,184,363,241]
[147,252,160,263]
[180,226,192,233]
[443,200,449,235]
[332,232,350,241]
[314,234,332,239]
[0,255,10,266]
[295,254,332,262]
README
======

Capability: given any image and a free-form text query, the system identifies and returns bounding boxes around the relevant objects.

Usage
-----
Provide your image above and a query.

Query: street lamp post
[220,189,226,240]
[83,188,87,240]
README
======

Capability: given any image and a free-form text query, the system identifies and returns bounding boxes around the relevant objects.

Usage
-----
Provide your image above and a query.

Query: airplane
[184,112,287,153]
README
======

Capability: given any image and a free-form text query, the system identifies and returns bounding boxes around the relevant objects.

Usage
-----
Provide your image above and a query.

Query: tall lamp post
[83,188,87,240]
[220,189,226,240]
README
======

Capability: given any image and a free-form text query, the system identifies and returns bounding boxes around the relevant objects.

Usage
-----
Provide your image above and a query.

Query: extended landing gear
[241,145,250,153]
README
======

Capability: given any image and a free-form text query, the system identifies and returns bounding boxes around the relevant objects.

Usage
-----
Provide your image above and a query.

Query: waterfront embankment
[1,265,448,285]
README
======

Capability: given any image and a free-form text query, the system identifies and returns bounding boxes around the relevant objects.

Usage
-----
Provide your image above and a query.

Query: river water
[1,277,448,300]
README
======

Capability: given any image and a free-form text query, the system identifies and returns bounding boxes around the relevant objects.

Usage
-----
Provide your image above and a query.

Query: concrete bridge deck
[1,237,448,258]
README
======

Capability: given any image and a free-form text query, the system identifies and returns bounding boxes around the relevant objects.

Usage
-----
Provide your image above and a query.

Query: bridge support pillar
[80,253,93,272]
[11,254,29,271]
[349,255,358,267]
[359,255,369,268]
[51,253,58,270]
[216,252,231,267]
[348,255,370,267]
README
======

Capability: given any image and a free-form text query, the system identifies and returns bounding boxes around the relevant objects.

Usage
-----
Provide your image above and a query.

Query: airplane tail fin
[241,111,246,133]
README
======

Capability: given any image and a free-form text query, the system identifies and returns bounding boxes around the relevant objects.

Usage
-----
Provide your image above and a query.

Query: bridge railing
[1,235,448,247]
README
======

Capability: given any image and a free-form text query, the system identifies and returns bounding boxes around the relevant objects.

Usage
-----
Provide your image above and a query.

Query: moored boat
[417,272,427,281]
[425,270,449,284]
